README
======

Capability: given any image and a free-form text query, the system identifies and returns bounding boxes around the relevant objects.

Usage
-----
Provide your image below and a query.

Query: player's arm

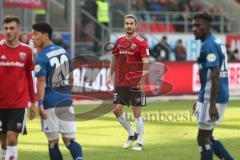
[35,56,47,119]
[36,76,47,119]
[139,41,150,89]
[106,39,120,88]
[206,47,220,121]
[26,53,36,120]
[109,55,118,76]
[106,55,118,88]
[140,57,149,85]
[209,67,220,121]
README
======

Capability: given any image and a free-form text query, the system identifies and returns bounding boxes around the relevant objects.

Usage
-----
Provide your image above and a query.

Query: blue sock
[199,144,213,160]
[66,141,83,160]
[49,143,63,160]
[211,137,234,160]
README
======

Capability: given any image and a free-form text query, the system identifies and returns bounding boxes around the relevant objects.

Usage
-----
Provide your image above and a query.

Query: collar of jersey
[4,40,20,48]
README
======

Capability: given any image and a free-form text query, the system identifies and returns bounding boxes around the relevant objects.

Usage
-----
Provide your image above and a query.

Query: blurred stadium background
[0,0,240,160]
[0,0,239,99]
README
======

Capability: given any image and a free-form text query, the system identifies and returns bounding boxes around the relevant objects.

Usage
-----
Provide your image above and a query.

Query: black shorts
[113,87,146,106]
[0,108,26,134]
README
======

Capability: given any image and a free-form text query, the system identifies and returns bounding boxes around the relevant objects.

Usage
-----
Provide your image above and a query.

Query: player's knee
[6,137,17,146]
[48,139,59,145]
[197,134,211,145]
[62,138,74,146]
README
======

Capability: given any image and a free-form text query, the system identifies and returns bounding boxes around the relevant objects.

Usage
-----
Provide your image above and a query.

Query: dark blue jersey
[197,34,229,103]
[35,44,73,109]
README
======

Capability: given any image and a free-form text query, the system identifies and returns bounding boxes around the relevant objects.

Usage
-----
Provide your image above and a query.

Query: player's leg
[42,108,63,160]
[62,137,83,160]
[47,137,63,160]
[210,104,234,160]
[195,102,214,159]
[132,106,144,151]
[197,129,213,160]
[0,134,7,160]
[58,106,83,160]
[0,110,7,160]
[131,91,146,151]
[113,87,136,138]
[5,109,26,160]
[113,103,137,149]
[113,104,135,136]
[210,135,234,160]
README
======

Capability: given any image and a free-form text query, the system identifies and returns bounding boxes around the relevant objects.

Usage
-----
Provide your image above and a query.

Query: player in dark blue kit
[32,22,83,160]
[192,12,234,160]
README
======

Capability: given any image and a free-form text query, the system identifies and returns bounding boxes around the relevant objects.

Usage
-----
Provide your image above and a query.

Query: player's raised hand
[39,105,47,120]
[29,103,36,120]
[106,74,113,89]
[209,104,219,122]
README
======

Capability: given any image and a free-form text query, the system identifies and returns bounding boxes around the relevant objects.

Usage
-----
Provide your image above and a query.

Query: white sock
[5,146,18,160]
[1,149,6,160]
[136,117,144,145]
[117,112,135,136]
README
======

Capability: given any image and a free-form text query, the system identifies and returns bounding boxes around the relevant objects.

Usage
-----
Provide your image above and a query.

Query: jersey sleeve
[112,39,120,56]
[140,41,149,58]
[26,50,34,71]
[26,50,36,103]
[205,43,220,68]
[35,55,47,77]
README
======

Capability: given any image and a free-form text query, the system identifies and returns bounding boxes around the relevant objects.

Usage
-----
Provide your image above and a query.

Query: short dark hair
[32,22,53,39]
[193,12,213,25]
[3,15,20,25]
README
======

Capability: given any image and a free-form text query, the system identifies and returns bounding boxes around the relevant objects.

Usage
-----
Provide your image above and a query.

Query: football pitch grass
[17,100,240,160]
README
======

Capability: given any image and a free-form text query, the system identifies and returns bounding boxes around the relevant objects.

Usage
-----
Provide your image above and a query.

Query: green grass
[16,100,240,160]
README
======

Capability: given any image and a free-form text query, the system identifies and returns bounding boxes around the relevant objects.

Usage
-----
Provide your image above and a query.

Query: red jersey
[112,35,149,87]
[0,40,35,109]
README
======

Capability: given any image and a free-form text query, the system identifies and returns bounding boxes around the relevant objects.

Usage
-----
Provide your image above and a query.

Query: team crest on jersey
[131,44,137,49]
[19,52,26,60]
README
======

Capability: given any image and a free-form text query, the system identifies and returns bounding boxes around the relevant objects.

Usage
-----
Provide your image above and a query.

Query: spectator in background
[145,0,166,21]
[131,0,146,21]
[226,44,238,61]
[81,0,97,40]
[152,35,172,61]
[19,33,29,44]
[20,33,38,55]
[94,0,109,54]
[52,32,70,52]
[174,39,186,61]
[210,5,230,32]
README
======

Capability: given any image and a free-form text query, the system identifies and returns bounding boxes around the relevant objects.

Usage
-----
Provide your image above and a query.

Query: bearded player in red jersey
[0,16,36,160]
[106,14,149,151]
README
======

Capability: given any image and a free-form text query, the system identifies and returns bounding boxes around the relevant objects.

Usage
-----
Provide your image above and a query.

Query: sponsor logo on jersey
[19,52,27,60]
[0,61,24,67]
[119,50,134,55]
